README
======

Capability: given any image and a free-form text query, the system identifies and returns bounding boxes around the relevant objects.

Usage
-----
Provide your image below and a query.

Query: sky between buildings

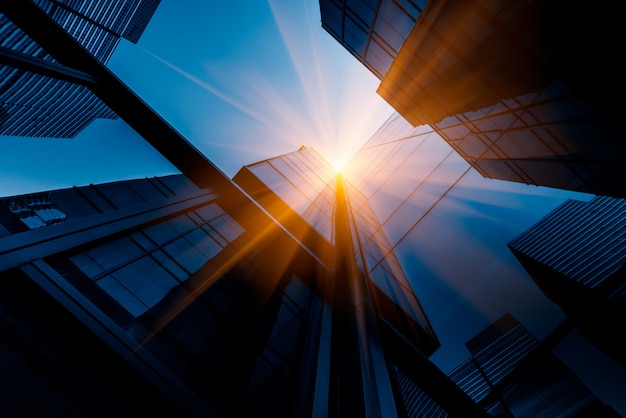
[0,0,394,197]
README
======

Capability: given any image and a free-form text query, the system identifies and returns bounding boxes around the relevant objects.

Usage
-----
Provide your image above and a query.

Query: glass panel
[344,14,369,58]
[86,236,143,270]
[163,237,207,274]
[144,222,180,245]
[365,38,394,76]
[185,228,222,260]
[169,214,196,234]
[346,0,376,25]
[209,215,244,243]
[69,252,104,278]
[152,250,188,281]
[96,274,147,317]
[196,203,225,222]
[110,257,178,311]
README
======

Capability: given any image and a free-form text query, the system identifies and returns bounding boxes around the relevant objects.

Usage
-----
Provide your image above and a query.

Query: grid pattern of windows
[319,0,426,79]
[433,81,626,196]
[33,0,161,62]
[466,314,539,387]
[0,12,116,138]
[68,204,244,317]
[240,145,439,353]
[0,0,160,138]
[393,364,448,417]
[447,359,491,402]
[341,111,603,408]
[508,195,626,300]
[247,147,337,242]
[0,69,116,137]
[437,314,605,417]
[245,276,320,416]
[122,0,161,42]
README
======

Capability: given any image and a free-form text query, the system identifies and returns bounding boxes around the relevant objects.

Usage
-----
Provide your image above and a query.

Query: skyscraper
[4,140,616,416]
[340,110,626,413]
[508,195,626,370]
[396,313,618,417]
[0,0,160,137]
[233,146,482,416]
[0,157,489,416]
[455,314,616,417]
[319,0,626,198]
[0,173,335,417]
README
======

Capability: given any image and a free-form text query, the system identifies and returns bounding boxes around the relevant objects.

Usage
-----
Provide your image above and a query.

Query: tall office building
[3,145,618,416]
[0,162,489,416]
[0,0,160,137]
[341,111,626,414]
[342,111,583,355]
[234,146,440,357]
[397,313,618,417]
[319,0,626,198]
[457,314,616,417]
[0,173,335,417]
[233,147,482,417]
[39,0,162,50]
[508,195,626,369]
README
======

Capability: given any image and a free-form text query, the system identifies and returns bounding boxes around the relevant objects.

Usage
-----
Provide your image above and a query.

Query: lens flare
[330,158,346,173]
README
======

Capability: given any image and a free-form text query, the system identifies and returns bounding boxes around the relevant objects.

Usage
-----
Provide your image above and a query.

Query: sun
[330,158,347,173]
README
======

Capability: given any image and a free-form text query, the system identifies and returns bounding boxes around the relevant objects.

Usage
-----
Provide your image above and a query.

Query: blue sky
[0,0,394,197]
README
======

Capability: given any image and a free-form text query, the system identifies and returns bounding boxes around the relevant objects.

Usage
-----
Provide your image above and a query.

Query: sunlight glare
[141,0,394,178]
[330,158,347,173]
[265,0,394,177]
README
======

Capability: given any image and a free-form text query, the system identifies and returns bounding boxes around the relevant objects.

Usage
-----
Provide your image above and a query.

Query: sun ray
[134,1,393,179]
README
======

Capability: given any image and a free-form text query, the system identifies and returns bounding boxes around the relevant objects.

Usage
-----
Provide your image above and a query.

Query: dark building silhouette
[508,195,626,370]
[0,174,331,417]
[458,314,616,417]
[0,0,160,137]
[319,0,626,198]
[396,314,619,417]
[3,146,617,416]
[339,110,626,415]
[0,164,486,416]
[232,148,485,416]
[1,1,625,416]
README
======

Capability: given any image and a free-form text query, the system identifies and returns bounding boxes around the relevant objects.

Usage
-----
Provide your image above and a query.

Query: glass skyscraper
[396,313,618,417]
[319,0,626,198]
[0,0,159,138]
[508,195,626,371]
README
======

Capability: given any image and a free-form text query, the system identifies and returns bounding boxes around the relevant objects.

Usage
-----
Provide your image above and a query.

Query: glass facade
[319,0,427,79]
[0,0,160,138]
[341,112,626,414]
[65,204,243,317]
[0,15,117,137]
[33,0,161,62]
[236,145,439,352]
[322,0,626,198]
[0,173,332,417]
[233,145,446,415]
[453,314,611,417]
[393,313,620,417]
[508,195,626,371]
[343,111,626,401]
[239,147,337,243]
